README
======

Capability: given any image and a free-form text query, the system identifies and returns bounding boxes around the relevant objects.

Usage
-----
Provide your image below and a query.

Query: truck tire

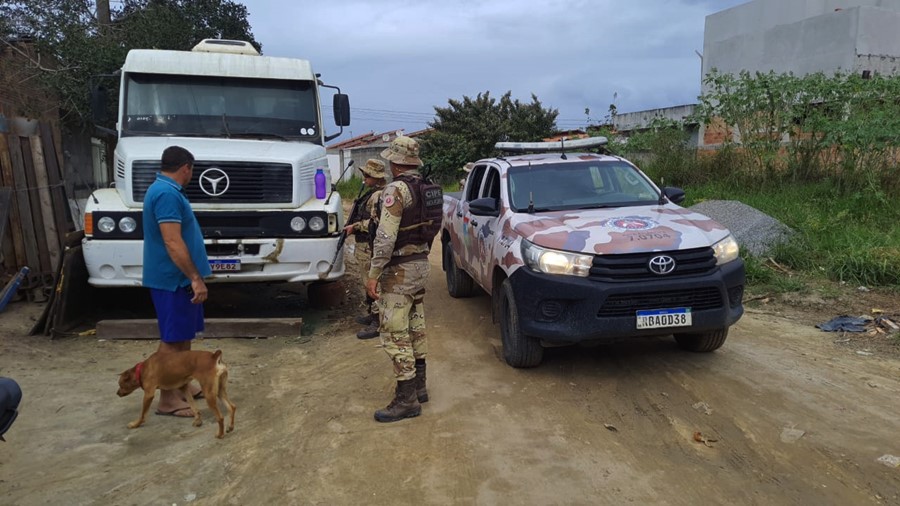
[499,279,543,367]
[674,327,729,352]
[445,243,476,298]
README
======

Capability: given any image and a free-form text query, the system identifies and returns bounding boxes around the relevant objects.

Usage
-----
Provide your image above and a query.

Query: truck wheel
[499,279,543,367]
[445,243,475,298]
[674,328,729,352]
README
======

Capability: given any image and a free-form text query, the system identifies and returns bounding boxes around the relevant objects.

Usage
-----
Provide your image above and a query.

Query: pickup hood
[510,204,730,255]
[116,136,325,165]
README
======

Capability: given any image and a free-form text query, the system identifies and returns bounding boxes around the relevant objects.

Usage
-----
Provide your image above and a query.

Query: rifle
[319,182,367,280]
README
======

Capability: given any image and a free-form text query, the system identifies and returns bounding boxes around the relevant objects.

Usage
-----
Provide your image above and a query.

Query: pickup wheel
[499,279,544,368]
[444,243,476,298]
[674,328,729,352]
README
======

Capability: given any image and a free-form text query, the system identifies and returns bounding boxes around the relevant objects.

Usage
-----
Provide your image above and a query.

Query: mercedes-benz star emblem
[648,255,676,275]
[199,168,230,197]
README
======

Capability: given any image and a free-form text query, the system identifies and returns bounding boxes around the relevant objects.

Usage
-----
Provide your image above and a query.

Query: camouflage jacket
[368,169,430,281]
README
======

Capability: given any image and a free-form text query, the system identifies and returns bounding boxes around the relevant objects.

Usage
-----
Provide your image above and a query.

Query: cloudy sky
[239,0,749,142]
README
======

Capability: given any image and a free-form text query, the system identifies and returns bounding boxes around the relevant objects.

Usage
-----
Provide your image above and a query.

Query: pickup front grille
[598,286,723,317]
[590,247,716,281]
[132,160,293,204]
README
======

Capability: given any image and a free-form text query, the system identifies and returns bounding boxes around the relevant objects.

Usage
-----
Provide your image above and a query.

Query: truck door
[457,164,487,275]
[470,165,502,288]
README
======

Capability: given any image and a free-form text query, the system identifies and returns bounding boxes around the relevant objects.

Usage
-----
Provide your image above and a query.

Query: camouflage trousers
[376,260,430,380]
[353,240,378,314]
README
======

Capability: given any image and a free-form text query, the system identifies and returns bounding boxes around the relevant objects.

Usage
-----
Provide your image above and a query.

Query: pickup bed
[440,139,745,367]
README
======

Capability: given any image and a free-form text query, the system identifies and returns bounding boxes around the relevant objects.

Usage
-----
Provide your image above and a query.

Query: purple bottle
[315,168,327,199]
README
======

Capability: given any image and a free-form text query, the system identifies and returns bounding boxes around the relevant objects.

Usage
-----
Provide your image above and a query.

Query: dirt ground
[1,242,899,506]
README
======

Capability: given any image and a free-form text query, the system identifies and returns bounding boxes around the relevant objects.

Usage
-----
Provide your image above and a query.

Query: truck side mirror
[333,94,350,126]
[90,85,109,124]
[663,187,686,205]
[469,197,500,217]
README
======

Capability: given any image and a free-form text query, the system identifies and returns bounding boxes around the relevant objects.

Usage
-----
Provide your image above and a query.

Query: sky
[239,0,750,143]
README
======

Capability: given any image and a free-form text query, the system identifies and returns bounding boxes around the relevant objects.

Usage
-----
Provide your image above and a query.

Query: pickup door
[455,163,503,289]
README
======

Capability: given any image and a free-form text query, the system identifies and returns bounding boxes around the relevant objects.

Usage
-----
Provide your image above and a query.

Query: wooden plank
[30,134,61,269]
[96,318,304,340]
[6,135,40,271]
[0,135,27,268]
[19,136,52,274]
[40,122,69,244]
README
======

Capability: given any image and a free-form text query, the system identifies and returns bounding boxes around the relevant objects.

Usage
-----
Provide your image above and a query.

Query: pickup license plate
[210,259,240,272]
[636,308,691,329]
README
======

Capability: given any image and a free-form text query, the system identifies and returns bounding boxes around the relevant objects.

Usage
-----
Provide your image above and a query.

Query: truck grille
[131,161,293,204]
[590,247,716,281]
[598,286,723,317]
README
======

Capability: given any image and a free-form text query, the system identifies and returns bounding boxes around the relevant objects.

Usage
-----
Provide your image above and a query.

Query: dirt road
[1,243,899,505]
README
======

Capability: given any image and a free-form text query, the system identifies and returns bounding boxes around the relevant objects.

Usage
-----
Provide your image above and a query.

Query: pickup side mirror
[469,197,500,217]
[333,94,350,126]
[90,85,109,124]
[663,187,686,205]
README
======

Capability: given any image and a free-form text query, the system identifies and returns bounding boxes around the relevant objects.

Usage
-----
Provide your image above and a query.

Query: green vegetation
[604,71,900,290]
[336,176,365,200]
[420,91,558,185]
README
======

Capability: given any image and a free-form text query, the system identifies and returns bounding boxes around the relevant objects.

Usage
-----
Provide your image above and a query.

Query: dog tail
[213,349,223,362]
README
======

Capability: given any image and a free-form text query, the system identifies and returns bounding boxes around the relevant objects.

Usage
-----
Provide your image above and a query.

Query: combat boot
[356,321,379,340]
[374,379,421,423]
[414,359,428,403]
[355,313,376,326]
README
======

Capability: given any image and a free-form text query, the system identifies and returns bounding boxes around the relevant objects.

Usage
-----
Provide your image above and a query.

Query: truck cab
[83,39,351,287]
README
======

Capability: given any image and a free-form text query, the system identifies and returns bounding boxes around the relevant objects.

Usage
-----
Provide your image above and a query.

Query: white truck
[83,39,351,287]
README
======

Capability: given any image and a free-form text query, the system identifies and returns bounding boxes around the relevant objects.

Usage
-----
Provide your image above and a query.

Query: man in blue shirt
[142,146,212,417]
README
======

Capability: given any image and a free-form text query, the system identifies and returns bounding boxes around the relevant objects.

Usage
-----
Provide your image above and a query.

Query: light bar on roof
[495,137,608,153]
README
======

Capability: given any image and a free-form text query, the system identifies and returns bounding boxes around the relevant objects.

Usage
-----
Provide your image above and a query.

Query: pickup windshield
[507,160,660,212]
[122,73,320,141]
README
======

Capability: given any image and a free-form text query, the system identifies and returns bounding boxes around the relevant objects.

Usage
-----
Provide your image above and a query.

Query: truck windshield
[507,161,660,212]
[123,73,320,141]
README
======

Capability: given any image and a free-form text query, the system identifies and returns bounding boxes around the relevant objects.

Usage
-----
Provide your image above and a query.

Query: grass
[681,180,900,289]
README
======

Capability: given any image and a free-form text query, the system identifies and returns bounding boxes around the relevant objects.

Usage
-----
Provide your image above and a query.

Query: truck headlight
[118,217,137,233]
[290,216,306,232]
[522,240,592,277]
[97,216,116,233]
[713,235,740,265]
[309,216,325,232]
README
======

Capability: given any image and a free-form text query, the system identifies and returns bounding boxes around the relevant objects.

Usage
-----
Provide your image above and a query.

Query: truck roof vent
[191,39,259,56]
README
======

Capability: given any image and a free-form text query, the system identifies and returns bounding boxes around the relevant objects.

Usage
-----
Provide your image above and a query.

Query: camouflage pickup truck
[440,138,745,367]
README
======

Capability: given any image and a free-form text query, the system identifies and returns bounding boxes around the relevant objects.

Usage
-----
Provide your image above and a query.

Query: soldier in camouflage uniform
[342,159,387,340]
[366,136,431,423]
[459,162,474,190]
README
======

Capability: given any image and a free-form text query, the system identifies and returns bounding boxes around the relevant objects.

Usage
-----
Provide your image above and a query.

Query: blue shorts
[150,286,204,343]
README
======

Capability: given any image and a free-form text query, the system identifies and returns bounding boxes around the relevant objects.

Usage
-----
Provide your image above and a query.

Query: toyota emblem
[199,168,230,197]
[648,255,676,275]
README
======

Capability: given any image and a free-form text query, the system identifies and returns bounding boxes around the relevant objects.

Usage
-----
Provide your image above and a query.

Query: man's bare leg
[156,340,199,416]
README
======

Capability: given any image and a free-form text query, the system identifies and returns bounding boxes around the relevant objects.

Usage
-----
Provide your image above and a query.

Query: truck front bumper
[508,259,745,344]
[82,237,345,287]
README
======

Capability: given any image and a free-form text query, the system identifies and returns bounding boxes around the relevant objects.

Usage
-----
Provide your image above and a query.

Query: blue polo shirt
[142,173,211,291]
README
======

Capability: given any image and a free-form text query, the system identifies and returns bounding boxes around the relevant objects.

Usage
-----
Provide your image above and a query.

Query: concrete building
[702,0,900,85]
[616,0,900,147]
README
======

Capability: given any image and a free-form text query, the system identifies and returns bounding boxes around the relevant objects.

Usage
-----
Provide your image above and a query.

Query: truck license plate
[210,259,240,272]
[636,308,691,329]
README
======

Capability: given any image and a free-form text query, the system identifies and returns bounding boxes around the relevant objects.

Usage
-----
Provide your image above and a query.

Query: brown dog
[117,350,236,438]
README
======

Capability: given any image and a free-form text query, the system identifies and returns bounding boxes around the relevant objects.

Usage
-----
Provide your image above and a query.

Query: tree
[0,0,259,127]
[420,91,558,182]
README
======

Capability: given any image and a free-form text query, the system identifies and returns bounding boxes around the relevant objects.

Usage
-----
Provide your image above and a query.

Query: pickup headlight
[522,240,592,277]
[713,235,740,265]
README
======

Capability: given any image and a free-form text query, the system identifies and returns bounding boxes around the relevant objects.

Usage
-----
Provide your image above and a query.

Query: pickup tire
[499,279,544,367]
[444,243,476,298]
[673,328,729,352]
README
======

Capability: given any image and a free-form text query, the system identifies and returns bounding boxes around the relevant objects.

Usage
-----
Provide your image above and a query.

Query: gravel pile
[689,200,794,257]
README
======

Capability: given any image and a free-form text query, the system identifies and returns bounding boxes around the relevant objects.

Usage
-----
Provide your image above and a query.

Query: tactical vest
[351,188,379,243]
[390,174,443,251]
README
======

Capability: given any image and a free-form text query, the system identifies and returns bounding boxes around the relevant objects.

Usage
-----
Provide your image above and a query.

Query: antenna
[324,159,354,205]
